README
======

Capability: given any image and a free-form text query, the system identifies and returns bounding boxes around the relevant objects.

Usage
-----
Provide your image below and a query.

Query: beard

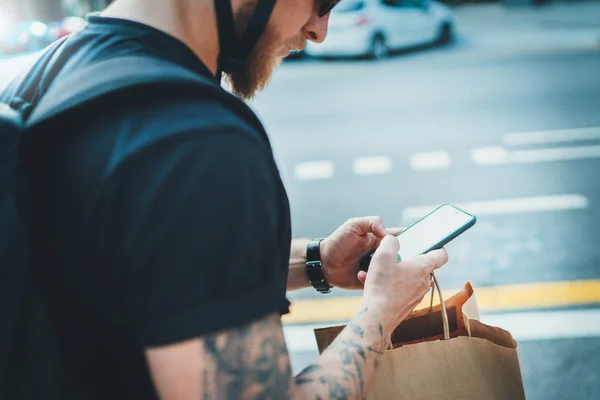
[224,3,306,100]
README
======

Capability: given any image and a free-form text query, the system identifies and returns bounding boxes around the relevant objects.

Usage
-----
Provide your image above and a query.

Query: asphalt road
[1,2,599,399]
[249,2,600,399]
[256,48,600,293]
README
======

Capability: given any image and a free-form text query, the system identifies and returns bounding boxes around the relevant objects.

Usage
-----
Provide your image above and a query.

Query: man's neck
[101,0,220,75]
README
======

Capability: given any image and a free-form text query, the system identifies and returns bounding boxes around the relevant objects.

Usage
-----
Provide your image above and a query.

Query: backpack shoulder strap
[26,56,239,127]
[7,36,70,117]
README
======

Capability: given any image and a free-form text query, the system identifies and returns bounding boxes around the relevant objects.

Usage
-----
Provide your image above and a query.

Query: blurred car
[306,0,454,59]
[0,21,51,55]
[48,17,87,40]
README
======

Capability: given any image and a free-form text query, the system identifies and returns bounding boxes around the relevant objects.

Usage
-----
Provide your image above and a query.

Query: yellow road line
[282,280,600,324]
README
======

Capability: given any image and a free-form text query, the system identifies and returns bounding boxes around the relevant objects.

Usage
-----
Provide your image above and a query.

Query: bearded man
[0,1,448,399]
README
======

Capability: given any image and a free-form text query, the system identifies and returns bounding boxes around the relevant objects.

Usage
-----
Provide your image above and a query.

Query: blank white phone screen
[398,206,472,260]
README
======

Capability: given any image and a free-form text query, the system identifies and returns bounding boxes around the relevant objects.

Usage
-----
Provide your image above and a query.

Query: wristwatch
[306,239,332,294]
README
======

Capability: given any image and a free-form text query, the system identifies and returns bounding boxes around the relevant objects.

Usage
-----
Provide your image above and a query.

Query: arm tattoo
[295,306,389,399]
[349,308,367,339]
[349,321,365,338]
[202,314,292,400]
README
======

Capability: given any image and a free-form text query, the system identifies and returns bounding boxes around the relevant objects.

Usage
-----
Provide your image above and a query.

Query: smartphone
[360,204,476,269]
[395,204,476,261]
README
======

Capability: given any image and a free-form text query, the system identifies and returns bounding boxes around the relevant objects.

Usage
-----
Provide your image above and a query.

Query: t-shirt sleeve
[99,127,290,347]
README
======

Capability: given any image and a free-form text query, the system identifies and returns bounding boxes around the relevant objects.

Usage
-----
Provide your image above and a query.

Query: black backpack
[0,48,261,398]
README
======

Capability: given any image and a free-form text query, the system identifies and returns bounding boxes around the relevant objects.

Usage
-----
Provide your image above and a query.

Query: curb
[282,279,600,325]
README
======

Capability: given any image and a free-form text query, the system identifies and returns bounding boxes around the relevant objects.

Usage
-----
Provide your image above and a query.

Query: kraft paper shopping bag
[314,281,526,400]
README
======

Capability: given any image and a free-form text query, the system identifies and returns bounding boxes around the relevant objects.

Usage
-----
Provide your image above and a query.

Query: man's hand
[294,236,449,399]
[320,216,402,290]
[362,235,449,332]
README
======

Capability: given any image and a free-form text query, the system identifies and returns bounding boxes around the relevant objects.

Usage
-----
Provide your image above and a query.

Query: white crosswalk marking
[511,145,600,163]
[503,126,600,146]
[401,194,589,222]
[292,127,600,181]
[352,156,393,176]
[471,144,600,165]
[294,161,335,181]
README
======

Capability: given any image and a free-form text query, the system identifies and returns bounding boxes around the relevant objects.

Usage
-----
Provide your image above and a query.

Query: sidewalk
[453,0,600,49]
[454,0,600,30]
[438,0,600,60]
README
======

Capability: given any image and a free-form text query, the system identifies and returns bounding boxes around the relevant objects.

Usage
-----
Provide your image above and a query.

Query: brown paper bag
[314,281,526,400]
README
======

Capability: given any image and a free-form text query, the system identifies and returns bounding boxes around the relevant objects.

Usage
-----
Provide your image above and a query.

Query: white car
[306,0,454,59]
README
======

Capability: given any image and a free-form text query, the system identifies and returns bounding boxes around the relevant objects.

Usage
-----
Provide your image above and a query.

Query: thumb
[357,270,367,284]
[372,235,400,262]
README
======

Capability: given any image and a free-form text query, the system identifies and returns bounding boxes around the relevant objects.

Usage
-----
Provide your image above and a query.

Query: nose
[302,12,330,44]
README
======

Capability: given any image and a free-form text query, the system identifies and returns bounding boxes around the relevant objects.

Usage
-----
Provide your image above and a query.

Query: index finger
[347,216,388,238]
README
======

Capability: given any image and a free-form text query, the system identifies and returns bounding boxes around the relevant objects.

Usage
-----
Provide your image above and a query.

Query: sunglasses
[318,0,342,17]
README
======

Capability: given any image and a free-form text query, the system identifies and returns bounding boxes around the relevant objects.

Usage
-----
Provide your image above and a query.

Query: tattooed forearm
[202,314,293,400]
[194,307,389,400]
[294,306,390,400]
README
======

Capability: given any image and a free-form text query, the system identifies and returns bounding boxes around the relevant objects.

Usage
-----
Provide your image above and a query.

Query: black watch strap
[306,239,332,294]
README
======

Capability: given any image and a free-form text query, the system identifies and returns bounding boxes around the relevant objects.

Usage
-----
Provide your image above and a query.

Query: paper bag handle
[428,272,450,341]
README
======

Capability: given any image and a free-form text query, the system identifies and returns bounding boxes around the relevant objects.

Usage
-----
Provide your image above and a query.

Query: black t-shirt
[1,16,291,400]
